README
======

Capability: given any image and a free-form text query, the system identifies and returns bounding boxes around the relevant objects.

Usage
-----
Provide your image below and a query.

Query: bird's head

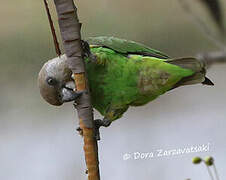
[38,55,76,106]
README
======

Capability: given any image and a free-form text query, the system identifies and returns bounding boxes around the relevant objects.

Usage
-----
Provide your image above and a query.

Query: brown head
[38,55,76,106]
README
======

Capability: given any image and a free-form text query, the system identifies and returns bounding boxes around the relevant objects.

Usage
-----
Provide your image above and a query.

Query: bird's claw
[81,40,91,58]
[75,119,111,141]
[94,118,111,141]
[75,90,86,97]
[72,90,87,107]
[88,54,98,64]
[80,40,98,63]
[76,127,83,136]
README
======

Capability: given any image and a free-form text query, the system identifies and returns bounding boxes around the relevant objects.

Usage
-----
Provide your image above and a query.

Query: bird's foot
[81,40,90,58]
[76,127,83,136]
[94,118,111,140]
[81,40,97,63]
[88,54,98,63]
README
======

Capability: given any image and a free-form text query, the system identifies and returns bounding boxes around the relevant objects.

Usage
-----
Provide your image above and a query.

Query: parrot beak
[60,81,82,103]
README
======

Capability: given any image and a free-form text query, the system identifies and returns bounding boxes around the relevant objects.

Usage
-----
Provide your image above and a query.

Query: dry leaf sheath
[53,0,100,179]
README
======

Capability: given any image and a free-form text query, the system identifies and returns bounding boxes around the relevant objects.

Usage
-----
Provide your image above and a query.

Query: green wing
[86,36,170,59]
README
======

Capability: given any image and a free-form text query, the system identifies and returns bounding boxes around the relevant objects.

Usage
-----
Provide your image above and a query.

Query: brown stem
[53,1,100,179]
[75,73,100,180]
[196,50,226,67]
[43,0,62,56]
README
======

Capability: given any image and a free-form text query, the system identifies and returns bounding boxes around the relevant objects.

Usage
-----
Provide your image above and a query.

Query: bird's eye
[46,77,57,86]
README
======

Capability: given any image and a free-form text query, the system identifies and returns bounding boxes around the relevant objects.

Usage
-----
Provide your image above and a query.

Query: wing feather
[86,36,170,59]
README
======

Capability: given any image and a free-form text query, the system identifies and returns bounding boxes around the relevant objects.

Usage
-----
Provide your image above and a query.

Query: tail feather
[167,57,206,73]
[202,77,214,86]
[167,57,214,87]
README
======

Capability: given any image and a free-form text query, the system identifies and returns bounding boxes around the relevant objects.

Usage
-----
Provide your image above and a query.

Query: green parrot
[38,36,214,138]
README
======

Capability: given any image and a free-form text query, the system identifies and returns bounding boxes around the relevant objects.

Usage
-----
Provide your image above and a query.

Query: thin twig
[213,164,220,180]
[199,0,225,33]
[43,0,62,56]
[206,165,215,180]
[178,0,226,67]
[196,50,226,67]
[178,0,226,50]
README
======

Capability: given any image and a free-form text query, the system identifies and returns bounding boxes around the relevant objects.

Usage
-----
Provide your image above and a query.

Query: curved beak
[60,81,82,103]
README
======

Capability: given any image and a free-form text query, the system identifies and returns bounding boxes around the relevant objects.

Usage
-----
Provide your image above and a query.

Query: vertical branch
[53,0,100,180]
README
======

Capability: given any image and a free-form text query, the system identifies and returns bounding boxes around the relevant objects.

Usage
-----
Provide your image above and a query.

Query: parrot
[38,36,214,139]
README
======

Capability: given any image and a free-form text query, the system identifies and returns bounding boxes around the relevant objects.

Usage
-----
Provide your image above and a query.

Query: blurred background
[0,0,226,179]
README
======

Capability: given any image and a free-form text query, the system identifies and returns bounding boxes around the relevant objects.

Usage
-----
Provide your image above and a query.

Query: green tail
[167,57,214,88]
